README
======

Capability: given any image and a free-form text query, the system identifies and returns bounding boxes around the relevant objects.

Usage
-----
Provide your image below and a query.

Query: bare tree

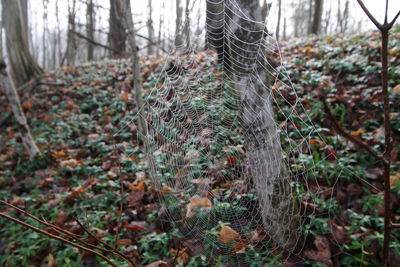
[310,0,323,34]
[109,0,127,58]
[1,0,43,86]
[86,0,95,61]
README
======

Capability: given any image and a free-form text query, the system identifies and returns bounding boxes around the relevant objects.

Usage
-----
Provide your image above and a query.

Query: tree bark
[147,0,155,55]
[86,0,95,61]
[64,0,77,65]
[109,0,127,58]
[120,0,159,189]
[0,57,40,159]
[1,0,43,86]
[175,0,183,48]
[310,0,323,35]
[276,0,282,40]
[224,0,301,251]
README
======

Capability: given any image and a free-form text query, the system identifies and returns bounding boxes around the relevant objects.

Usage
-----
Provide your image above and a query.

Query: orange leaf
[350,129,366,136]
[22,100,32,110]
[390,172,400,187]
[129,180,144,191]
[219,225,240,244]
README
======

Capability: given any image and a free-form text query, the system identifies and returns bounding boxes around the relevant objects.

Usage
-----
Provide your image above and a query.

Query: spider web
[114,0,351,265]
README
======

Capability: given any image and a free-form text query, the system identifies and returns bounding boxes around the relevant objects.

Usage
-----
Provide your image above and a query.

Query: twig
[70,30,123,56]
[0,212,118,267]
[74,218,137,266]
[356,0,382,28]
[318,92,385,163]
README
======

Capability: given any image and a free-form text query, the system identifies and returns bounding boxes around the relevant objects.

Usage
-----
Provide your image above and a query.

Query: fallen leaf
[186,195,212,218]
[350,129,366,136]
[47,253,56,267]
[116,239,132,247]
[393,84,400,95]
[219,225,240,244]
[304,235,333,266]
[60,159,79,168]
[144,261,168,267]
[364,168,383,179]
[390,172,400,187]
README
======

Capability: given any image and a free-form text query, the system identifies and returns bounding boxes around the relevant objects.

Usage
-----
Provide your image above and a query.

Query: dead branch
[0,212,118,267]
[317,91,384,163]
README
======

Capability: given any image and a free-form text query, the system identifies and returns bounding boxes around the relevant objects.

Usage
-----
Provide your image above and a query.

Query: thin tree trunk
[276,0,282,40]
[1,0,43,86]
[175,0,183,48]
[64,0,77,65]
[225,0,301,251]
[109,0,126,58]
[157,1,164,55]
[42,0,48,69]
[310,0,323,34]
[121,0,159,189]
[86,0,95,61]
[0,56,40,159]
[147,0,155,55]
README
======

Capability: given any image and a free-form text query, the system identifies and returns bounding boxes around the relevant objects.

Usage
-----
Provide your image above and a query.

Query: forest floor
[0,29,400,266]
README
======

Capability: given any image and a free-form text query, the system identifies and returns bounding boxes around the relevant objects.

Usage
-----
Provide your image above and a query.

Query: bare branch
[388,10,400,28]
[70,30,123,56]
[356,0,382,29]
[0,212,118,267]
[318,92,385,163]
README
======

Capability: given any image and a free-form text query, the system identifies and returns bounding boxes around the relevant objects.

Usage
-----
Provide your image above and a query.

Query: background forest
[0,0,400,266]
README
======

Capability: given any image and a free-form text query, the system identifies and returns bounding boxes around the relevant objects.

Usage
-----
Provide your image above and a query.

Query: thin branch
[70,30,123,56]
[390,223,400,228]
[356,0,382,28]
[74,218,137,266]
[388,10,400,28]
[318,92,385,163]
[0,200,111,254]
[0,212,118,267]
[385,0,389,24]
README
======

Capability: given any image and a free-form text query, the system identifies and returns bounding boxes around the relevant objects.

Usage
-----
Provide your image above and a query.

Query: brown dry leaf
[390,172,400,187]
[116,239,132,247]
[186,195,212,218]
[144,261,168,267]
[125,222,147,232]
[219,225,240,244]
[53,150,66,158]
[67,186,85,201]
[171,248,190,264]
[60,159,79,168]
[10,196,25,206]
[129,180,145,191]
[47,253,56,267]
[304,235,333,267]
[364,168,383,179]
[393,84,400,95]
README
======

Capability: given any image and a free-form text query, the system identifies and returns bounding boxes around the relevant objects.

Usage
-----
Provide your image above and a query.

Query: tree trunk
[1,0,43,86]
[224,0,301,251]
[310,0,323,35]
[64,0,77,65]
[42,0,48,69]
[276,0,282,40]
[86,0,95,61]
[0,58,40,159]
[147,0,155,55]
[109,0,127,58]
[120,0,159,189]
[174,0,183,48]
